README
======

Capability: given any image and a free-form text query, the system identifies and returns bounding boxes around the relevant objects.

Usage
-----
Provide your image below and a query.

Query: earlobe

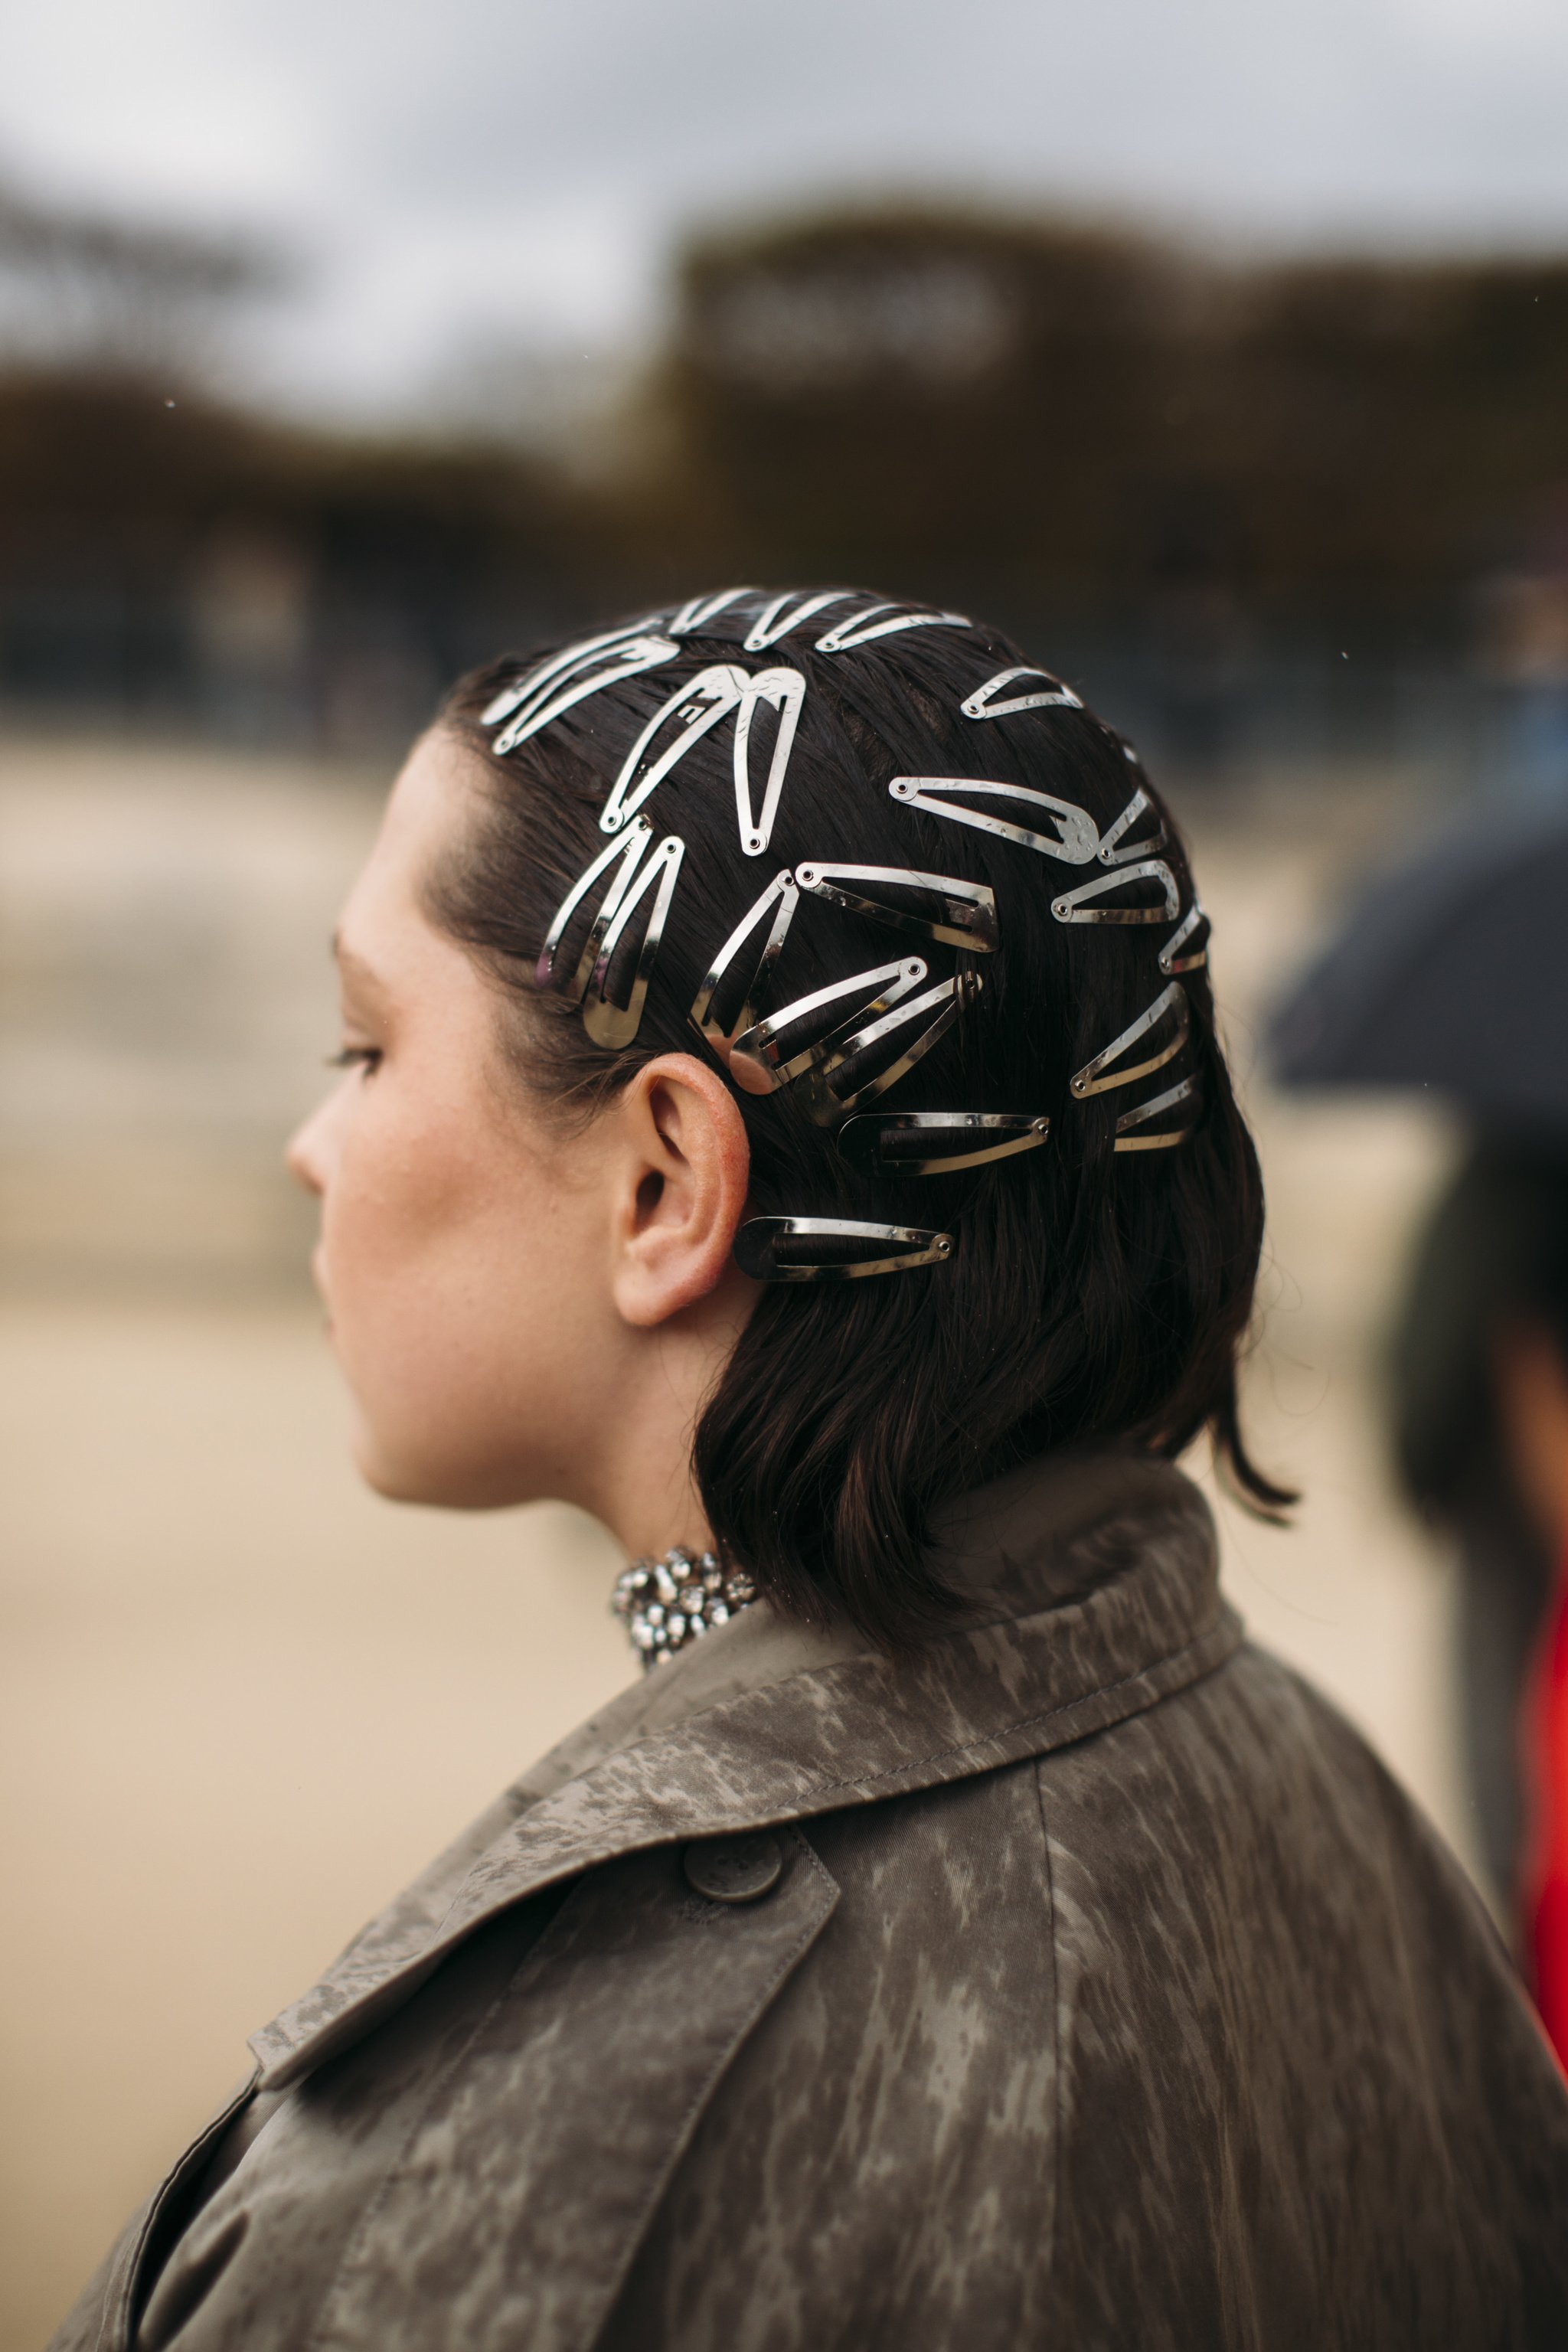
[612,1054,753,1328]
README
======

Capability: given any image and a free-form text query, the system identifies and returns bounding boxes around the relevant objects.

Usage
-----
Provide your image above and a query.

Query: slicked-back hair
[426,591,1289,1649]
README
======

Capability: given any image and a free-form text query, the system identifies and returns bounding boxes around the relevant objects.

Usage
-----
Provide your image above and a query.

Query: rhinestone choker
[612,1547,757,1670]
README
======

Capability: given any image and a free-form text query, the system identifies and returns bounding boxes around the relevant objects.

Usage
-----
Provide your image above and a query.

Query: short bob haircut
[428,590,1288,1649]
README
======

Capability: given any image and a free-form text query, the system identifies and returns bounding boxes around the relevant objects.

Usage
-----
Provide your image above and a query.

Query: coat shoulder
[1036,1640,1568,2344]
[607,1645,1568,2350]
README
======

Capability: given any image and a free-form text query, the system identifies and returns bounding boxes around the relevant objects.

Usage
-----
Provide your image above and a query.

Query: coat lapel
[253,1449,1238,2089]
[306,1831,838,2352]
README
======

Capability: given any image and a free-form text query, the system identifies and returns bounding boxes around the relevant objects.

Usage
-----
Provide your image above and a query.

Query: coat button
[682,1832,783,1904]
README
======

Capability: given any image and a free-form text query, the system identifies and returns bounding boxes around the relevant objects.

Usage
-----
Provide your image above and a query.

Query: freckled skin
[285,728,757,1559]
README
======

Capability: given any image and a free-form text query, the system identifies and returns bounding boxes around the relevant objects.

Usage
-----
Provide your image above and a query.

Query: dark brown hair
[426,590,1289,1647]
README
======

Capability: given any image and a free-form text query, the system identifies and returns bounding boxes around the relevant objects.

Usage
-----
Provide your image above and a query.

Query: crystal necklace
[611,1547,757,1669]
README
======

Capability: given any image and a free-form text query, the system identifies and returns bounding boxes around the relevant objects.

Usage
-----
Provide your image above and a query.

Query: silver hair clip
[1115,1076,1197,1153]
[888,775,1099,865]
[479,621,657,728]
[490,635,679,755]
[733,1216,954,1282]
[537,816,688,1047]
[1096,787,1166,867]
[1070,982,1189,1100]
[960,666,1083,719]
[669,587,757,635]
[794,861,999,952]
[815,604,971,654]
[580,833,685,1050]
[689,869,800,1065]
[733,667,805,854]
[838,1110,1049,1176]
[599,665,750,835]
[537,818,656,996]
[596,661,803,855]
[744,590,854,652]
[1159,900,1210,975]
[1051,861,1180,926]
[727,957,927,1097]
[808,969,981,1122]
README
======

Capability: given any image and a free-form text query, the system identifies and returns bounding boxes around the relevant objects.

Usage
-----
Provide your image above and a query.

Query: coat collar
[251,1446,1240,2089]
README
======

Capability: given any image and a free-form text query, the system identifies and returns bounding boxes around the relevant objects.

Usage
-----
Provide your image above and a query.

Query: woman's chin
[348,1416,448,1506]
[349,1420,539,1512]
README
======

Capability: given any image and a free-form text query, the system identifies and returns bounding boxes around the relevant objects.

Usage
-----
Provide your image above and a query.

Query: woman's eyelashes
[326,1045,383,1075]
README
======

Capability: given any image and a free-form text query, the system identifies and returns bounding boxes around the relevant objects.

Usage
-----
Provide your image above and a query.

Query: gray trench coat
[51,1450,1568,2350]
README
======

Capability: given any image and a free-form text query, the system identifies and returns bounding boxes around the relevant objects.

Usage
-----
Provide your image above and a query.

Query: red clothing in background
[1524,1549,1568,2063]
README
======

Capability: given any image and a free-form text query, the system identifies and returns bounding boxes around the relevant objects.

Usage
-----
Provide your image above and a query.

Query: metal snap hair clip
[743,590,854,652]
[669,587,759,635]
[794,861,999,952]
[727,957,927,1097]
[1114,1076,1197,1153]
[599,665,750,835]
[960,665,1083,719]
[1051,860,1180,926]
[837,1111,1049,1177]
[580,833,685,1050]
[888,775,1099,865]
[690,869,800,1063]
[815,605,971,654]
[1096,787,1167,867]
[479,620,662,729]
[809,969,982,1122]
[537,817,655,998]
[492,635,680,754]
[1070,982,1189,1100]
[733,1216,955,1283]
[1158,899,1210,975]
[732,666,805,855]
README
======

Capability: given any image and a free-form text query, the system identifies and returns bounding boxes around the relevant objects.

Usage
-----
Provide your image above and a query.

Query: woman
[1390,1140,1568,2053]
[53,588,1568,2350]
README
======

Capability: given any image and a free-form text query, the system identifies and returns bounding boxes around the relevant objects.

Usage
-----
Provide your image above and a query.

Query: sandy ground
[0,737,1472,2348]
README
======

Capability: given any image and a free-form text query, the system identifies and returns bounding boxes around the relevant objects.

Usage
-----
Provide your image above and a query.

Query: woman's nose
[286,1104,327,1197]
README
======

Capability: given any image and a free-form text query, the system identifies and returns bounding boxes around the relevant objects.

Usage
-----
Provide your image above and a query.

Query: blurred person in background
[1270,792,1568,2074]
[49,590,1568,2352]
[1391,1141,1568,2056]
[188,524,313,744]
[1479,495,1568,814]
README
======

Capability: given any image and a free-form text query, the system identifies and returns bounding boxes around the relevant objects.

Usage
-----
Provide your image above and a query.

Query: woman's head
[291,586,1285,1645]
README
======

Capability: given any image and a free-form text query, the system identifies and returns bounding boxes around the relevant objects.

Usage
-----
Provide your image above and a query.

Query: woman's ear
[609,1054,754,1328]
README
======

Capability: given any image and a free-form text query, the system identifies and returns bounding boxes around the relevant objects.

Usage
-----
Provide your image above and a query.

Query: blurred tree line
[0,172,590,740]
[657,207,1568,620]
[2,185,1566,748]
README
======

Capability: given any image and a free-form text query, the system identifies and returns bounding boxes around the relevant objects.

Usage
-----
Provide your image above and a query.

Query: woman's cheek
[327,1124,508,1447]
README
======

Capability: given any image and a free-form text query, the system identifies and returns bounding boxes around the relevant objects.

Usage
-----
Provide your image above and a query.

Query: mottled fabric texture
[47,1449,1568,2352]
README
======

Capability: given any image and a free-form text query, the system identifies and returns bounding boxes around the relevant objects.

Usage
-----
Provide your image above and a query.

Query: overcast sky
[4,0,1568,420]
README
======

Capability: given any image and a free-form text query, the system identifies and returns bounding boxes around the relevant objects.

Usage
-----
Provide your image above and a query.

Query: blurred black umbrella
[1269,805,1568,1132]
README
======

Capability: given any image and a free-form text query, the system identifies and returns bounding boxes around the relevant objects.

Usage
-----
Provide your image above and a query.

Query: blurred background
[6,1,1568,2341]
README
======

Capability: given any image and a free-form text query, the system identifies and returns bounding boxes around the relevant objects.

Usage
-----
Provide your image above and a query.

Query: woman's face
[287,728,755,1547]
[288,729,622,1510]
